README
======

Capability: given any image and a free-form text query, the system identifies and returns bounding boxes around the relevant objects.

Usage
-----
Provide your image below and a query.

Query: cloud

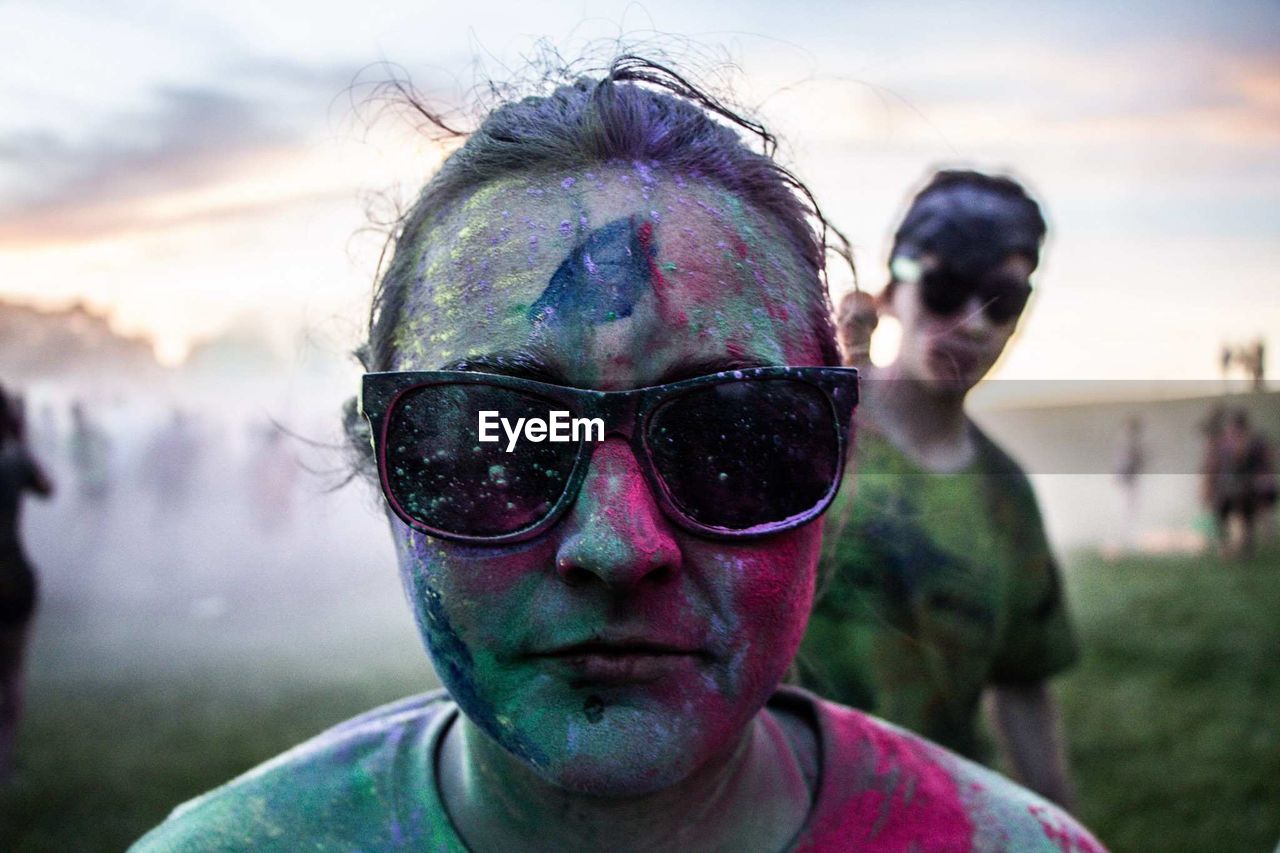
[0,60,360,247]
[882,40,1280,147]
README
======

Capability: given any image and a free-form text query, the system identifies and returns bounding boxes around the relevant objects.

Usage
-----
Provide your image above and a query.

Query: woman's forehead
[390,164,823,377]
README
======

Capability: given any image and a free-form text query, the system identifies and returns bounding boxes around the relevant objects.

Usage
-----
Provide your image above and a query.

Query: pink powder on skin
[634,220,679,328]
[1029,804,1106,853]
[797,711,975,851]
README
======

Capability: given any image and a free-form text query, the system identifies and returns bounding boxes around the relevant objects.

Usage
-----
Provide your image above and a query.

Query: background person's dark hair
[344,55,851,473]
[888,168,1047,283]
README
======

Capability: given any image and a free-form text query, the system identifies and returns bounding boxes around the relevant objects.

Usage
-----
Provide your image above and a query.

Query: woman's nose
[955,295,998,335]
[554,438,683,589]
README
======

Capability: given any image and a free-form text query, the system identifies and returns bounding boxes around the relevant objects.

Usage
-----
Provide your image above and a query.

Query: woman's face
[387,163,827,795]
[888,253,1031,391]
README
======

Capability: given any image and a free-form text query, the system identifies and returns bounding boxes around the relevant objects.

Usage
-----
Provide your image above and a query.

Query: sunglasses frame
[361,366,859,545]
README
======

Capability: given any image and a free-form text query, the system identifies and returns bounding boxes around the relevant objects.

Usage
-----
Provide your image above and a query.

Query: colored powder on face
[408,557,547,767]
[527,217,655,327]
[634,219,678,325]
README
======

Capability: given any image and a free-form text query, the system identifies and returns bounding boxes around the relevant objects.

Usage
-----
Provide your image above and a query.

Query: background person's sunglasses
[361,366,859,544]
[919,266,1032,324]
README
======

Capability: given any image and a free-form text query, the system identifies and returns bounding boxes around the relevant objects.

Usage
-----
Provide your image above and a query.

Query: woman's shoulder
[775,688,1105,852]
[130,690,458,852]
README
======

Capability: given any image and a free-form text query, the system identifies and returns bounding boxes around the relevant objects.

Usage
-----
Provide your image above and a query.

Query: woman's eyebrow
[441,353,773,385]
[656,357,772,384]
[441,351,566,383]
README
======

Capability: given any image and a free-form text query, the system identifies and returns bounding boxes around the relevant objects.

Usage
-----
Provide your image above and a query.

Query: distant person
[1215,409,1270,558]
[0,384,53,780]
[68,402,111,502]
[800,169,1079,808]
[1114,415,1146,550]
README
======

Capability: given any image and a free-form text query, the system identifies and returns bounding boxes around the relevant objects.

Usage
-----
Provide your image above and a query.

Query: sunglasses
[361,366,859,544]
[919,265,1031,324]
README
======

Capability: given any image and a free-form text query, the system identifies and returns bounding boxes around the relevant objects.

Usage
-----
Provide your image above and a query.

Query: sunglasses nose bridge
[594,391,639,440]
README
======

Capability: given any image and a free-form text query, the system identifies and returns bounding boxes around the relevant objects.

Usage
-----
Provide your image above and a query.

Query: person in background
[800,169,1079,809]
[1214,409,1270,558]
[1114,415,1146,552]
[67,401,111,503]
[0,383,54,780]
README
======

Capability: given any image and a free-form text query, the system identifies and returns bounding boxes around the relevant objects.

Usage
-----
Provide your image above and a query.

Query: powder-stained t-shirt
[131,687,1103,852]
[800,424,1078,760]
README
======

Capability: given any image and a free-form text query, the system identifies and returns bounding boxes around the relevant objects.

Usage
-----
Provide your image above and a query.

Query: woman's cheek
[699,525,821,697]
[749,532,818,666]
[424,544,557,649]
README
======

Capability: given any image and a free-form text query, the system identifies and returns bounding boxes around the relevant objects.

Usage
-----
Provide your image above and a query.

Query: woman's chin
[487,695,725,797]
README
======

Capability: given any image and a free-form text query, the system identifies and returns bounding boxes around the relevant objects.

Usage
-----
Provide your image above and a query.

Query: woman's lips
[530,640,706,685]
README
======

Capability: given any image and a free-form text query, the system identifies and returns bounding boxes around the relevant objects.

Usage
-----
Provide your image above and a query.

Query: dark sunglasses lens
[920,268,970,316]
[647,379,839,531]
[383,385,578,537]
[983,282,1030,323]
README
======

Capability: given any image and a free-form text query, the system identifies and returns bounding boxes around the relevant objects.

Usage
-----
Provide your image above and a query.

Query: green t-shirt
[799,424,1078,760]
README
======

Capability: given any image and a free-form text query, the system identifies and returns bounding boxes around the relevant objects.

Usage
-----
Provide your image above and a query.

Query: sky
[0,0,1277,379]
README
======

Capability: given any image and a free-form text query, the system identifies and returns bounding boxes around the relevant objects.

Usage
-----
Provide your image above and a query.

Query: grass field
[1,546,1277,851]
[1056,545,1280,852]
